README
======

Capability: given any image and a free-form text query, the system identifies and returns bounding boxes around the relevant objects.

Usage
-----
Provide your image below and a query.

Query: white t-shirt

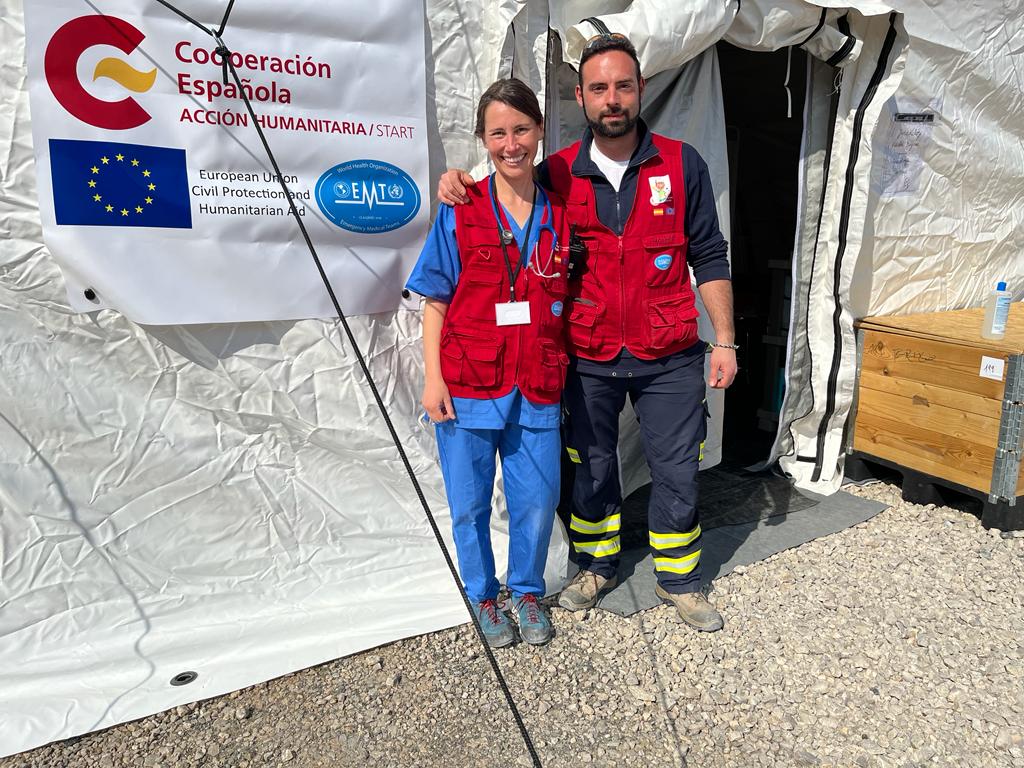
[589,141,630,191]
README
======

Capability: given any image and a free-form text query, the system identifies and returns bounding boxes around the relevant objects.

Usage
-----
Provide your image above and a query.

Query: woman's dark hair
[473,78,543,138]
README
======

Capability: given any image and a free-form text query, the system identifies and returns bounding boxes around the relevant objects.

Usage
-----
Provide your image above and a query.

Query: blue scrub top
[406,181,559,430]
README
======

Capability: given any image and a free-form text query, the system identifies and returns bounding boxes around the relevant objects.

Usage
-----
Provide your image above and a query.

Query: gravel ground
[6,481,1024,768]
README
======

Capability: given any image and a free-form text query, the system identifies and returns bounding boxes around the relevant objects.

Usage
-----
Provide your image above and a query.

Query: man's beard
[587,106,639,139]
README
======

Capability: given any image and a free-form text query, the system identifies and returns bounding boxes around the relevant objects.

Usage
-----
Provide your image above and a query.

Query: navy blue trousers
[563,349,707,594]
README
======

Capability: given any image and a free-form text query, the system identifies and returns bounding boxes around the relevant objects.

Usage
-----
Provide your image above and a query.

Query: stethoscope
[528,219,561,279]
[487,176,561,297]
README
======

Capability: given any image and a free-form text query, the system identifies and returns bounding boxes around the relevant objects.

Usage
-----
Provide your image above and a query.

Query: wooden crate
[850,303,1024,524]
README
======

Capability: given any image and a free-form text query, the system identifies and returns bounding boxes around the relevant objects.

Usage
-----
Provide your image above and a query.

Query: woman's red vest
[440,181,570,405]
[547,134,700,361]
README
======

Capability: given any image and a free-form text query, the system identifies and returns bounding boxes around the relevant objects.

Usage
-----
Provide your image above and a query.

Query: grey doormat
[616,463,820,551]
[588,478,888,617]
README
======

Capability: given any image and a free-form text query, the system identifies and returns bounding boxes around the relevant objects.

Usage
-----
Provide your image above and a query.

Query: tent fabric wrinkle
[553,0,738,76]
[724,2,863,67]
[863,0,1024,318]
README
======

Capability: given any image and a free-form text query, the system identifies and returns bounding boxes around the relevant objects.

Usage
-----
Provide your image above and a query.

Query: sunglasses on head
[582,31,629,53]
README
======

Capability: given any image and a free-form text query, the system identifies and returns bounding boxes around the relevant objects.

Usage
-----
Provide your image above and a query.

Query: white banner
[23,0,428,323]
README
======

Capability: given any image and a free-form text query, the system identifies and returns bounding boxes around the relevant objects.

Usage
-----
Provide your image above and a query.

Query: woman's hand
[422,374,456,422]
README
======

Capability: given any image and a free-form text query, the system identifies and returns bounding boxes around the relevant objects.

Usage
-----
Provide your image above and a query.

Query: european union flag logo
[49,139,192,228]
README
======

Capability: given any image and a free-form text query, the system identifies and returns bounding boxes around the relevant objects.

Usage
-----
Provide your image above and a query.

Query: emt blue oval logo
[654,253,673,271]
[551,300,564,317]
[315,160,421,233]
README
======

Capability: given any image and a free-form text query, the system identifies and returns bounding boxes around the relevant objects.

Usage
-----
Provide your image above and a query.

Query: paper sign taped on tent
[878,112,935,197]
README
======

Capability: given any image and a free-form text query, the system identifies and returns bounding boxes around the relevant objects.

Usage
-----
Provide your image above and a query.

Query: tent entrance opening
[717,42,808,466]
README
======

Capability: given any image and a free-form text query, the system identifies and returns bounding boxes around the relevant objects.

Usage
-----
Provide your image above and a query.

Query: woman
[405,79,569,648]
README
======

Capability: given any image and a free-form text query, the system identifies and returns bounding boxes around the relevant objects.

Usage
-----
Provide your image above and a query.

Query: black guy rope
[149,2,543,765]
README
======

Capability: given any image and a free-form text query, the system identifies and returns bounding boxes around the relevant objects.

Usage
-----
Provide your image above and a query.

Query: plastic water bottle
[981,281,1012,339]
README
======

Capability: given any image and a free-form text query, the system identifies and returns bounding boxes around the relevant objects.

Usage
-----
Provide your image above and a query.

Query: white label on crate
[979,356,1005,381]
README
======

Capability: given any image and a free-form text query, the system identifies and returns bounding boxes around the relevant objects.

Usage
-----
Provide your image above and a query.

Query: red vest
[441,181,570,405]
[547,134,699,361]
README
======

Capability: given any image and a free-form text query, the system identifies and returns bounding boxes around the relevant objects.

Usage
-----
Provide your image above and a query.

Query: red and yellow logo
[44,15,157,130]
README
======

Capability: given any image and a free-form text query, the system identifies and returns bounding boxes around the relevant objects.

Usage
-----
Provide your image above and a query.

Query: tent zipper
[810,11,899,483]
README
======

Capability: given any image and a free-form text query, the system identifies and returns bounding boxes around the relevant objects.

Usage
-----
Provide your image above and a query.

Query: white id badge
[495,301,532,326]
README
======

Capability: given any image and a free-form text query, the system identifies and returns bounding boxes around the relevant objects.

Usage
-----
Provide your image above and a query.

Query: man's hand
[422,375,456,422]
[437,169,474,206]
[696,279,737,389]
[707,347,737,389]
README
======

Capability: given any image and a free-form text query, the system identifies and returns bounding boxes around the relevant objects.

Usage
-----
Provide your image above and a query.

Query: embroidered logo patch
[654,254,672,271]
[551,300,564,317]
[649,175,671,205]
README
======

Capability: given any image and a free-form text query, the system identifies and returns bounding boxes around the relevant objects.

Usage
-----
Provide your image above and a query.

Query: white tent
[766,0,1024,492]
[2,0,1022,757]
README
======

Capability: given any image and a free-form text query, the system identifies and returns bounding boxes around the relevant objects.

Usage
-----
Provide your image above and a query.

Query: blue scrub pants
[435,422,560,603]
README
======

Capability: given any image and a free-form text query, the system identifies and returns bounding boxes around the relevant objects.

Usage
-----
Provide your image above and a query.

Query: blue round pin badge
[551,300,563,317]
[654,254,673,271]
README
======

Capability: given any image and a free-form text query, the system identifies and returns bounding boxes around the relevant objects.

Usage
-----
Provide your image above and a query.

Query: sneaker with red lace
[513,594,553,645]
[470,599,515,648]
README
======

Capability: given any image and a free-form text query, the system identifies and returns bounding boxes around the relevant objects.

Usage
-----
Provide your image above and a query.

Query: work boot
[514,594,553,645]
[557,569,618,611]
[471,599,515,648]
[655,585,724,632]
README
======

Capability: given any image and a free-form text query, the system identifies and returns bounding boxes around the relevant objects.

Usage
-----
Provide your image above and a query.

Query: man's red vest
[547,134,699,361]
[441,181,570,405]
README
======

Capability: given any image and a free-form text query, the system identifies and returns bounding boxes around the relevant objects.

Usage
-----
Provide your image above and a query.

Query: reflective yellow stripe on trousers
[649,525,701,550]
[570,512,621,536]
[573,537,622,557]
[653,550,701,574]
